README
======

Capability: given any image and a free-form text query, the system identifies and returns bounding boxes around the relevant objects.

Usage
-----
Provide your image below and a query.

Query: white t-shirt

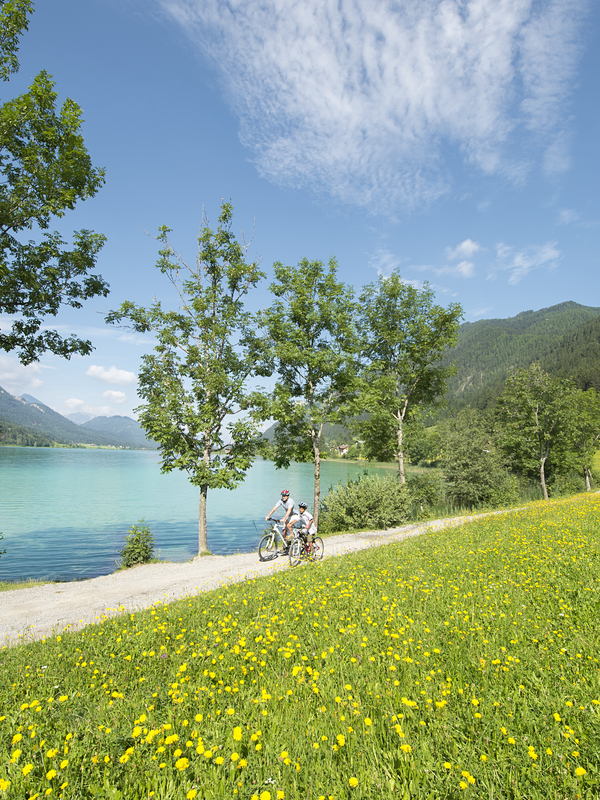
[298,510,317,535]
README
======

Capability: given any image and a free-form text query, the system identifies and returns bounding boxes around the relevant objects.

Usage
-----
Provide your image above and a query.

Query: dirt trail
[0,513,483,646]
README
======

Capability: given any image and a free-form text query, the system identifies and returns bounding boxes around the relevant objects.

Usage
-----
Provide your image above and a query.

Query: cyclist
[297,501,317,554]
[266,489,296,543]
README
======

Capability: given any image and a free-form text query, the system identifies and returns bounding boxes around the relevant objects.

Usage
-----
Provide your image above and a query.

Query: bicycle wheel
[289,539,302,567]
[311,537,324,561]
[258,533,278,561]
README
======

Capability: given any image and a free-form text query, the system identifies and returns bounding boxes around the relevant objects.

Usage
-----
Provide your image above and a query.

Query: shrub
[118,519,155,568]
[319,473,409,533]
[407,472,443,517]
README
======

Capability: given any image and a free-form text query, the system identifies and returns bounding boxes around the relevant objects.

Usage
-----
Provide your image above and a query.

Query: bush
[319,473,409,533]
[407,472,443,517]
[118,519,155,568]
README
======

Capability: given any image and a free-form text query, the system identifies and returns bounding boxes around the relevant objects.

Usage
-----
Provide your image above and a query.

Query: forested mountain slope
[443,301,600,411]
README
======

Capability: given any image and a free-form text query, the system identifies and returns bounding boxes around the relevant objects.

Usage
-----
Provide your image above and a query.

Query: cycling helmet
[299,501,307,509]
[281,489,290,497]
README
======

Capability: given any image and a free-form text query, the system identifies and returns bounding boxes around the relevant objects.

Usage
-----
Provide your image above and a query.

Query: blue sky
[1,0,599,420]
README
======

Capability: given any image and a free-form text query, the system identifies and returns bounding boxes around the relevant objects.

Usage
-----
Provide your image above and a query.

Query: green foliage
[441,301,600,415]
[117,520,155,568]
[354,269,462,481]
[0,3,107,364]
[319,472,409,533]
[496,364,579,500]
[407,471,444,516]
[440,408,518,509]
[106,202,265,553]
[0,417,57,446]
[258,257,358,524]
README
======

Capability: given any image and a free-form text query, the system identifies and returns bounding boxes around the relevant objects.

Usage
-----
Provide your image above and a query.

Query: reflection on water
[0,448,393,581]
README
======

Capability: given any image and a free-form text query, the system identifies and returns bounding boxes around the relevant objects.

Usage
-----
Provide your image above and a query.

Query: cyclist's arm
[266,504,279,521]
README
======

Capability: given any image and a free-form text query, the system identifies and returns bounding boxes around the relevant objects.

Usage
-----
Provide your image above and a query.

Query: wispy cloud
[556,208,579,225]
[493,241,561,285]
[86,365,138,385]
[0,354,43,394]
[367,248,404,277]
[435,260,475,278]
[158,0,589,211]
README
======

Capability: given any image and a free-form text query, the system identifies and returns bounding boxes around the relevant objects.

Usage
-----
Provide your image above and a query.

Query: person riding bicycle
[297,501,317,553]
[266,489,296,543]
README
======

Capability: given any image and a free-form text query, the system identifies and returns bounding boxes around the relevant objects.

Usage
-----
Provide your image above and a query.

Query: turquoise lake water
[0,448,393,582]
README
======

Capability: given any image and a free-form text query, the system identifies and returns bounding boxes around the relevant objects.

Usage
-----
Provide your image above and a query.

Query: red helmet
[281,489,290,497]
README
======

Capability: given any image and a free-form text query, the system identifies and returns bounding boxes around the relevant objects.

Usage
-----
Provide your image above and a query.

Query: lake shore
[0,513,483,646]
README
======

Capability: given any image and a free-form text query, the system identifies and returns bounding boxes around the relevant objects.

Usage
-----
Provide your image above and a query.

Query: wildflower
[364,717,372,727]
[187,791,198,800]
[575,767,587,777]
[233,727,243,741]
[175,758,190,770]
[214,756,224,765]
[260,792,271,800]
[46,770,57,780]
[401,744,412,753]
[337,735,345,746]
[443,763,451,769]
[22,764,34,776]
[119,755,129,764]
[349,777,358,788]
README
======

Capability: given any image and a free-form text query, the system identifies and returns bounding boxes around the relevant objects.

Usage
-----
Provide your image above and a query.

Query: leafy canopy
[0,0,107,363]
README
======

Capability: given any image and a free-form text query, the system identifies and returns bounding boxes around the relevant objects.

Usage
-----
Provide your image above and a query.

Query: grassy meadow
[1,494,599,799]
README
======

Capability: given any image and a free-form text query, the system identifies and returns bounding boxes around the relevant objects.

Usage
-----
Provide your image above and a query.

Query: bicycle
[288,528,324,567]
[258,518,292,561]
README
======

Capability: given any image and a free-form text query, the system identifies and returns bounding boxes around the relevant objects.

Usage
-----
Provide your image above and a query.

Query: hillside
[443,301,600,412]
[0,386,157,448]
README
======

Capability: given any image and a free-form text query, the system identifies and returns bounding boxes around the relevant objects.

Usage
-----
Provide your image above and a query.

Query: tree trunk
[313,445,321,528]
[198,483,209,554]
[397,418,406,485]
[584,467,592,491]
[540,457,548,500]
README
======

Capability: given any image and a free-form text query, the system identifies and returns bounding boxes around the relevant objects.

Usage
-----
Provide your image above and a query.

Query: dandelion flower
[575,767,587,777]
[349,777,358,788]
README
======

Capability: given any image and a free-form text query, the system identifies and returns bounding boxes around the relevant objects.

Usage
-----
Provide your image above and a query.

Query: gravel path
[0,514,482,646]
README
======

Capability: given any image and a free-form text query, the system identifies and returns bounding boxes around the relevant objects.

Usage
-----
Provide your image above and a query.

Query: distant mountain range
[0,387,157,449]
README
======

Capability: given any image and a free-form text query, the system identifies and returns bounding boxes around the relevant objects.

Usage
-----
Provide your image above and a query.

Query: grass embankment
[1,495,599,799]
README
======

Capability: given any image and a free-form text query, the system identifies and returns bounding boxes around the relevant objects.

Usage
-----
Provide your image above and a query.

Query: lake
[0,447,394,582]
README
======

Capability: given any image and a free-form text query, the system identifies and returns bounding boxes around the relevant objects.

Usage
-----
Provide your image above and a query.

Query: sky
[1,0,599,420]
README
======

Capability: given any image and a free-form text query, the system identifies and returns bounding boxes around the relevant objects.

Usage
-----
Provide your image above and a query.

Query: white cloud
[367,248,404,277]
[493,241,561,285]
[446,239,481,260]
[0,354,43,394]
[435,260,475,278]
[63,398,113,416]
[102,390,127,404]
[470,306,493,318]
[557,208,579,225]
[159,0,589,211]
[85,365,137,385]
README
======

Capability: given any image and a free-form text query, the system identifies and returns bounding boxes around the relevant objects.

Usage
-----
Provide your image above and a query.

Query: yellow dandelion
[349,777,358,788]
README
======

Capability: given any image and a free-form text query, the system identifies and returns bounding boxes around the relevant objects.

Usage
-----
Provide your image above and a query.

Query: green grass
[0,578,56,593]
[1,494,599,799]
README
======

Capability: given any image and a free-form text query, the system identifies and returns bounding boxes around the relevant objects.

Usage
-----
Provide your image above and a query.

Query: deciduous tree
[496,364,577,500]
[0,0,108,364]
[259,258,357,526]
[355,270,462,483]
[106,203,265,554]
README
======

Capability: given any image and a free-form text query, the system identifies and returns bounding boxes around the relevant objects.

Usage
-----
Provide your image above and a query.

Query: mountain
[82,415,156,448]
[66,411,95,424]
[0,386,157,448]
[442,301,600,412]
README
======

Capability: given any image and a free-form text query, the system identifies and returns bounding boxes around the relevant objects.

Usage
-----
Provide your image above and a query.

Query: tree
[0,0,108,364]
[440,408,517,508]
[496,364,577,500]
[106,203,265,554]
[355,270,462,483]
[259,258,357,526]
[570,388,600,491]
